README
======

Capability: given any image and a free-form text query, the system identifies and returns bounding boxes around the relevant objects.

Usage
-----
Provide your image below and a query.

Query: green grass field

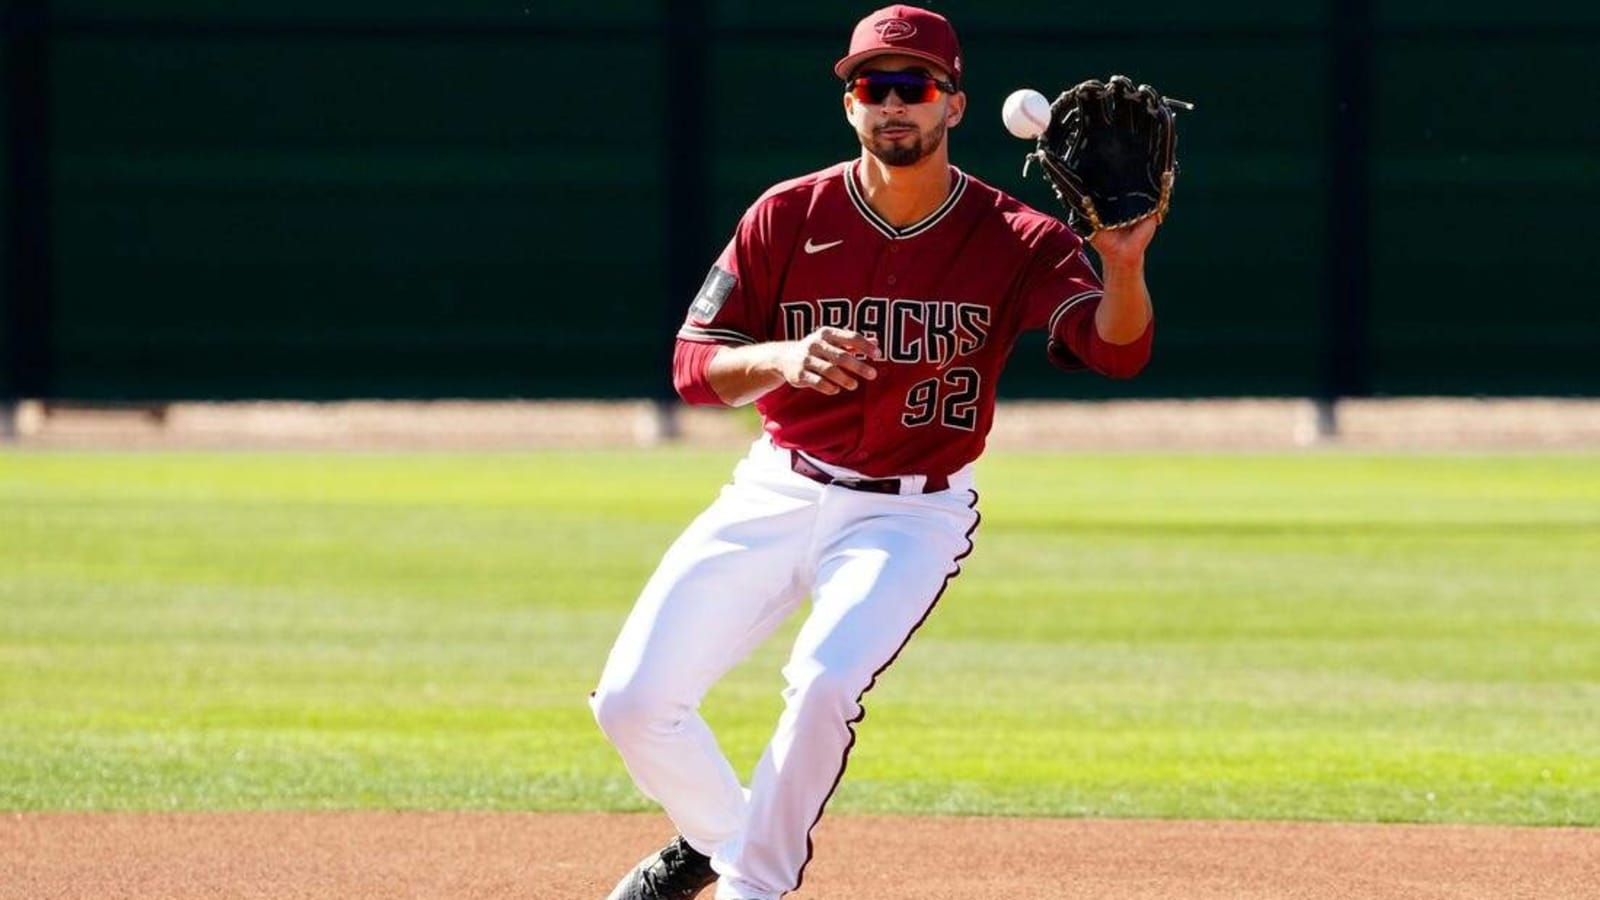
[2,450,1596,825]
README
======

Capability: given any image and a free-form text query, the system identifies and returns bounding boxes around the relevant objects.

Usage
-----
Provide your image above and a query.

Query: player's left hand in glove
[1025,74,1193,239]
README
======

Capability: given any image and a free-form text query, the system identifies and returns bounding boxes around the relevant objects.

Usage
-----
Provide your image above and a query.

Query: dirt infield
[3,812,1595,900]
[7,397,1600,450]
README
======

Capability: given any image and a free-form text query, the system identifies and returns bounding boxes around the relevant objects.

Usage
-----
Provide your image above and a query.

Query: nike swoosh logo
[804,238,844,254]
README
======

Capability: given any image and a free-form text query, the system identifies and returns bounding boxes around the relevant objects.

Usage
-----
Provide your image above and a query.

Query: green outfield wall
[2,1,1596,401]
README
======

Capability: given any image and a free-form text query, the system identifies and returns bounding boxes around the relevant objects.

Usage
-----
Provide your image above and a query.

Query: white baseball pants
[591,435,979,900]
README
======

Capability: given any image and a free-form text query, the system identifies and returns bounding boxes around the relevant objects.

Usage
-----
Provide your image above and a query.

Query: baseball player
[593,6,1156,899]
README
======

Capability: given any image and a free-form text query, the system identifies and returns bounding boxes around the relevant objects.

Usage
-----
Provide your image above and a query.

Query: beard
[862,118,947,167]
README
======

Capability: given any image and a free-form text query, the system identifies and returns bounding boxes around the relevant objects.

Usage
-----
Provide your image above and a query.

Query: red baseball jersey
[676,160,1151,479]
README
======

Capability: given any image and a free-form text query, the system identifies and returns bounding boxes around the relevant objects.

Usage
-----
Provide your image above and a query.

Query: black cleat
[604,835,717,900]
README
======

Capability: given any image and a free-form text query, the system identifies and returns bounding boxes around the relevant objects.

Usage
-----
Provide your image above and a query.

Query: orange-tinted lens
[850,72,941,105]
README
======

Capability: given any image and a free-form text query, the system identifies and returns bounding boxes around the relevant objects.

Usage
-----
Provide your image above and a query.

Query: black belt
[789,451,949,495]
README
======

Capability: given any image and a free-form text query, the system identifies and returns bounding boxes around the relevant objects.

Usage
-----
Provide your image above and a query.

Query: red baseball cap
[833,5,963,86]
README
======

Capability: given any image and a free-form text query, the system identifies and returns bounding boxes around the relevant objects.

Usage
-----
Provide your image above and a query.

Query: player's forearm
[1095,259,1153,344]
[704,343,788,407]
[676,328,879,407]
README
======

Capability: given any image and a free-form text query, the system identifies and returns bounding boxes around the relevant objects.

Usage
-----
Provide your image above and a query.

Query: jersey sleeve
[1018,222,1152,377]
[676,197,782,347]
[1046,301,1154,378]
[1018,223,1105,337]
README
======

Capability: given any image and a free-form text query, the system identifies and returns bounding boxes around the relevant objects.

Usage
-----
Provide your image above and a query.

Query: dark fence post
[655,0,710,437]
[4,0,52,408]
[1321,0,1373,434]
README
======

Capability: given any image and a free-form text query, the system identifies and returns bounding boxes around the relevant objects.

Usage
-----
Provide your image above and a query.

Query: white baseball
[1001,88,1051,140]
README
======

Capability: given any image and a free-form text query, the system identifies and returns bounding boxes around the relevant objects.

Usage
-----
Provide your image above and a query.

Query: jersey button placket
[887,243,899,286]
[872,237,899,293]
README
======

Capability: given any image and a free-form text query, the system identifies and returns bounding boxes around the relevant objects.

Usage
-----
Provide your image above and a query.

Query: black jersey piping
[678,325,757,346]
[1047,290,1104,334]
[844,162,970,240]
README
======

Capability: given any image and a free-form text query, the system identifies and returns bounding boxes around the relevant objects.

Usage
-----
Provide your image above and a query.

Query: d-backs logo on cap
[874,17,917,41]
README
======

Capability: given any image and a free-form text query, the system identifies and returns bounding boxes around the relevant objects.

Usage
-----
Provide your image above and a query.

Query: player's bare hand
[779,327,881,395]
[1089,216,1159,271]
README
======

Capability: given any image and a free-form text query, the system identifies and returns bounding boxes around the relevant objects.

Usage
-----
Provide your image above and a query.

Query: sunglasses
[847,70,957,105]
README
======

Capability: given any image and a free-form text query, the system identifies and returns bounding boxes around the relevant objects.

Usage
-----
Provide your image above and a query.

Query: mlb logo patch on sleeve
[690,266,737,321]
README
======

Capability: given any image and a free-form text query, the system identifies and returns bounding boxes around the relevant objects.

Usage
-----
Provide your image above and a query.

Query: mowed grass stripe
[1,450,1595,823]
